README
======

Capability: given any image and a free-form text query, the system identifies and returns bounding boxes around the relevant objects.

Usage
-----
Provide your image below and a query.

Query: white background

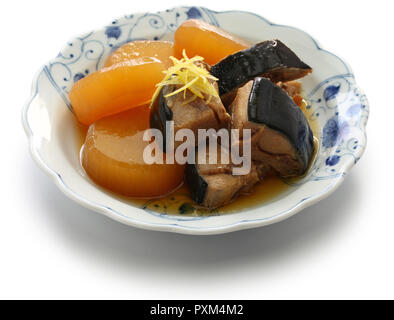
[0,0,393,300]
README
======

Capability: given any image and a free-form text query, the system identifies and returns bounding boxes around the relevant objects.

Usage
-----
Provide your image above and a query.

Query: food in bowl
[69,19,315,214]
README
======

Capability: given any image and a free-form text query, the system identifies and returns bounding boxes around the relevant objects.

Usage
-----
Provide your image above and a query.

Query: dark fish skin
[210,40,312,95]
[248,77,314,173]
[150,87,173,153]
[185,163,208,206]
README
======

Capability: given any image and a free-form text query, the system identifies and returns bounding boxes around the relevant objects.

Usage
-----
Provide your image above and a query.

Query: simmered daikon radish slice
[174,19,250,65]
[104,40,174,69]
[70,59,164,125]
[82,105,185,197]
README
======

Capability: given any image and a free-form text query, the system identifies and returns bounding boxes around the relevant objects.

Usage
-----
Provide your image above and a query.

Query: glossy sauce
[76,99,319,217]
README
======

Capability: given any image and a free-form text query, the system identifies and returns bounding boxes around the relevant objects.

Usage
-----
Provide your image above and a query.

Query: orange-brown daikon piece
[174,19,250,65]
[104,40,175,69]
[69,59,164,125]
[82,105,185,198]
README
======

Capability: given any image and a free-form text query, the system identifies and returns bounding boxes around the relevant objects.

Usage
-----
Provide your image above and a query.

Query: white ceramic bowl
[22,6,369,235]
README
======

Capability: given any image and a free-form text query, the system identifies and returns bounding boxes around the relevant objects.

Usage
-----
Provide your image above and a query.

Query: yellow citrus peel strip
[151,50,219,107]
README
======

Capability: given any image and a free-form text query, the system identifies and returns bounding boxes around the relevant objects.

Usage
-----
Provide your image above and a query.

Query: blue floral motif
[324,85,341,101]
[73,73,85,82]
[326,155,340,166]
[186,7,202,19]
[347,104,363,117]
[322,117,340,148]
[322,116,350,148]
[105,26,121,40]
